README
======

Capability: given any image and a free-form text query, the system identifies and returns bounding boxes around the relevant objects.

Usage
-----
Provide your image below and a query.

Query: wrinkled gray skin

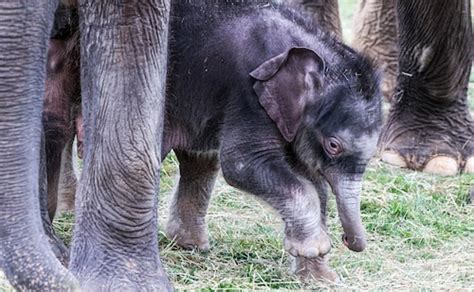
[300,0,473,176]
[378,0,473,176]
[45,0,382,283]
[0,0,172,290]
[352,0,398,102]
[163,1,382,281]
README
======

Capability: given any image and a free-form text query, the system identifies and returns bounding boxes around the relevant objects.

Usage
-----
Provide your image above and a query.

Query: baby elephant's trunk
[330,174,367,252]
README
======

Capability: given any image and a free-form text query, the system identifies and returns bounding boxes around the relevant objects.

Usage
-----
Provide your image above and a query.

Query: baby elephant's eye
[324,137,343,157]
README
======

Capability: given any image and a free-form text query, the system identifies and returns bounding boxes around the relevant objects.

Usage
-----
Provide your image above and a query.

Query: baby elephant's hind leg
[166,150,219,251]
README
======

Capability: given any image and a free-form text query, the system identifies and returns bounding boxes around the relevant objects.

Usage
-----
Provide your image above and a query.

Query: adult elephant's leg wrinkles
[379,0,473,176]
[352,0,399,102]
[0,0,77,290]
[69,0,172,290]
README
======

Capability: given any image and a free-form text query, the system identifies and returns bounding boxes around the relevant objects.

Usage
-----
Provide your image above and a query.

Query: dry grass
[2,156,472,290]
[154,157,474,290]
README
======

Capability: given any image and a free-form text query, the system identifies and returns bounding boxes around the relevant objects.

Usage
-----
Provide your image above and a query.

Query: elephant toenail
[423,156,459,176]
[381,151,407,168]
[463,157,474,174]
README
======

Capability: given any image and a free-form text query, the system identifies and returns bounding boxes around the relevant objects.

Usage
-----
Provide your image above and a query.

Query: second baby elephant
[51,0,383,282]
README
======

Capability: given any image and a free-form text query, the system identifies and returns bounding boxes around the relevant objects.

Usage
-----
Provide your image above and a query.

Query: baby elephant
[52,0,382,282]
[163,1,382,281]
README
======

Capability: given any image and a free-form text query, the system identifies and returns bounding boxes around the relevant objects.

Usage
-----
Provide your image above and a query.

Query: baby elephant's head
[251,47,382,252]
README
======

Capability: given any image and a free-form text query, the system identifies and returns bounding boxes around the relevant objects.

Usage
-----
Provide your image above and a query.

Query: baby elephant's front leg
[280,181,331,258]
[221,157,330,258]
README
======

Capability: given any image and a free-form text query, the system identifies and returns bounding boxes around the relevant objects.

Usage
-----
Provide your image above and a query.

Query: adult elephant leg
[69,0,172,290]
[285,0,342,38]
[0,0,77,290]
[352,0,398,101]
[166,150,219,251]
[379,0,473,176]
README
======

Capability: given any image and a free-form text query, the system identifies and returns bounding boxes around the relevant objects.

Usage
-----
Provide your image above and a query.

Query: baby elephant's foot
[292,255,340,283]
[165,217,210,251]
[284,231,331,258]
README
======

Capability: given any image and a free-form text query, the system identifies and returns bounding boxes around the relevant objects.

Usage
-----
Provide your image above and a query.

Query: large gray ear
[250,48,325,142]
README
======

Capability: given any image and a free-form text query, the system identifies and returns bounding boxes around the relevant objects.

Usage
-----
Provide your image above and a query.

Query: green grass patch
[158,159,473,289]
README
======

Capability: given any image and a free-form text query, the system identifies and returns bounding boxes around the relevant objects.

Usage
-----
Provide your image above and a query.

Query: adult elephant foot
[378,0,472,176]
[378,99,474,176]
[1,240,78,290]
[292,255,340,283]
[71,249,171,291]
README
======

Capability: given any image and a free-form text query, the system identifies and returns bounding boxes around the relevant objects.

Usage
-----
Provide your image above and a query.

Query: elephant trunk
[328,174,367,252]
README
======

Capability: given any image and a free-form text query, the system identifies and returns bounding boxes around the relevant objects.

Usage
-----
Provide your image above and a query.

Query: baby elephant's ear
[250,48,325,142]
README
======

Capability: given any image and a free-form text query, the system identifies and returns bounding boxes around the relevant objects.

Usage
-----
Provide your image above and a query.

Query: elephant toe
[380,151,407,168]
[463,157,474,174]
[423,156,459,176]
[378,105,473,176]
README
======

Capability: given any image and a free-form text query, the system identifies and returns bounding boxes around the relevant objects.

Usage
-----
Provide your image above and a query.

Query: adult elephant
[298,0,473,176]
[0,0,172,290]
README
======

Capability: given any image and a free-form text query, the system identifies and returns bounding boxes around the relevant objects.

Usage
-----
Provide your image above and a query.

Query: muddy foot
[378,103,474,176]
[292,255,340,283]
[166,217,210,251]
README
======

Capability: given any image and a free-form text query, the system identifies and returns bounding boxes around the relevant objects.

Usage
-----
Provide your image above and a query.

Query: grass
[1,0,474,290]
[1,157,473,290]
[155,159,474,290]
